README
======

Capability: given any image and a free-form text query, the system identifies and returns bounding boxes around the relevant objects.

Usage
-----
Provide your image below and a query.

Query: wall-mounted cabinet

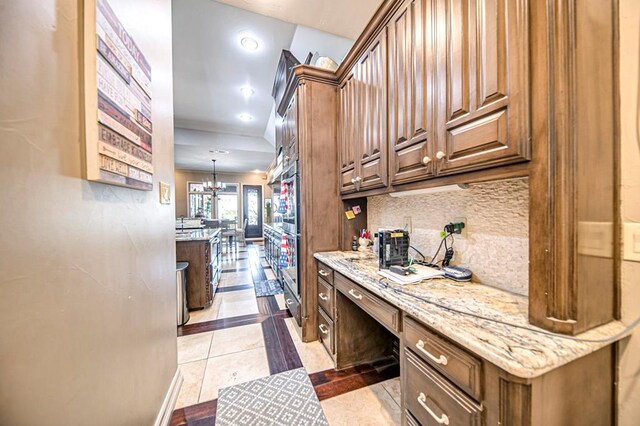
[339,0,530,195]
[339,30,388,194]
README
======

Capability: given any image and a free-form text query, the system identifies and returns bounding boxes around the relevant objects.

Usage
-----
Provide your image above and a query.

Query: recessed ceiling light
[238,113,253,122]
[253,169,262,173]
[240,86,254,97]
[209,149,230,154]
[240,37,259,51]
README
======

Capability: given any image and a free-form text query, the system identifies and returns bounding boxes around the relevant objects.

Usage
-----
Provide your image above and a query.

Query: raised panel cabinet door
[436,0,529,175]
[339,70,358,194]
[388,0,437,184]
[357,29,388,190]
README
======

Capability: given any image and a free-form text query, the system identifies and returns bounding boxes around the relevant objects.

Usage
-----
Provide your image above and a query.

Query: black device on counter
[378,229,410,270]
[442,265,472,281]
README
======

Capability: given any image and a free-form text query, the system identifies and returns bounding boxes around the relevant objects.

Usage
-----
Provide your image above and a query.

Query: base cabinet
[176,235,221,310]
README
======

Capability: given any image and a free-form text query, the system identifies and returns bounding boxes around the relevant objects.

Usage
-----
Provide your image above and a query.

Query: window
[217,183,239,221]
[187,182,213,218]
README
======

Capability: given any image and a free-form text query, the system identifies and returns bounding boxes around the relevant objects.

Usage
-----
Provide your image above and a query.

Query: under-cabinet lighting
[389,184,469,197]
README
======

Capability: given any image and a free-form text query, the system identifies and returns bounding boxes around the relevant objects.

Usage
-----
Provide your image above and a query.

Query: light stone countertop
[314,250,626,379]
[175,228,221,242]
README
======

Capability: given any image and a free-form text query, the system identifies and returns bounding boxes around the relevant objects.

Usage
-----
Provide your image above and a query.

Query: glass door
[242,185,263,238]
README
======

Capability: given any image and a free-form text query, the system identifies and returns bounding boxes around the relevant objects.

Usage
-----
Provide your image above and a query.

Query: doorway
[242,185,263,238]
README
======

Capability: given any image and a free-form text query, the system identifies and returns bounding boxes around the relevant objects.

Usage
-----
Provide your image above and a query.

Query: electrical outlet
[452,217,467,238]
[623,222,640,262]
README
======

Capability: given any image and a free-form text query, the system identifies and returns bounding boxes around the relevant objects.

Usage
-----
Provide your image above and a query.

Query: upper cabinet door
[436,0,529,175]
[339,70,358,194]
[357,29,388,190]
[388,0,437,185]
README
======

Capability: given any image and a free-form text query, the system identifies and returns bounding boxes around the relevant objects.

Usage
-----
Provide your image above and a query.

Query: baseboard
[153,368,183,426]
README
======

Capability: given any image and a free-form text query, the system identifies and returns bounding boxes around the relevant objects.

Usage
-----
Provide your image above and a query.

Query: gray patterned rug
[216,368,328,426]
[254,279,283,297]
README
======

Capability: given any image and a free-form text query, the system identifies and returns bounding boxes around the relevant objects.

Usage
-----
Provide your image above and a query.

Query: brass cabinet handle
[416,340,448,365]
[319,269,330,277]
[348,289,363,300]
[417,393,449,425]
[319,293,329,301]
[422,156,432,165]
[319,324,329,335]
[436,151,446,160]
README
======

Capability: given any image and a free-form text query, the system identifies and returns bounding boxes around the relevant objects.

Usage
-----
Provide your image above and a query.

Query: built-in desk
[315,251,626,426]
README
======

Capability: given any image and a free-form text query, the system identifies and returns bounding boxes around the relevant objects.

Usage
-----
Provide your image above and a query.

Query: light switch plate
[623,222,640,262]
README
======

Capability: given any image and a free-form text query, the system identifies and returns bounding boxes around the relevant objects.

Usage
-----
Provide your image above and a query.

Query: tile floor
[174,241,401,424]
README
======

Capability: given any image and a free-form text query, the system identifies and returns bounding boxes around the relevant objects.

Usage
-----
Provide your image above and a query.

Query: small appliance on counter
[378,229,410,270]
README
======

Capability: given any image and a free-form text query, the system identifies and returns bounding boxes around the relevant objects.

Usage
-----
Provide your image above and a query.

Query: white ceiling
[172,0,380,173]
[214,0,382,39]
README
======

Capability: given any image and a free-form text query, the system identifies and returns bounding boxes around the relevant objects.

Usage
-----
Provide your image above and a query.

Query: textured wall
[0,0,177,425]
[368,178,529,295]
[618,1,640,424]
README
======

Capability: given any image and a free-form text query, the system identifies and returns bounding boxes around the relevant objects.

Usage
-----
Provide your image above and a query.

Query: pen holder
[358,237,371,252]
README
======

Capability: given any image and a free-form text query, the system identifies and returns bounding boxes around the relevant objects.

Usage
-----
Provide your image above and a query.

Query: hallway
[172,242,401,425]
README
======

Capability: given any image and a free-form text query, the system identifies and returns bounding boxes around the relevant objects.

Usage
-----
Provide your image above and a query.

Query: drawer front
[283,284,301,326]
[335,273,401,334]
[317,277,335,319]
[404,316,482,401]
[317,262,334,284]
[404,349,482,426]
[318,308,335,354]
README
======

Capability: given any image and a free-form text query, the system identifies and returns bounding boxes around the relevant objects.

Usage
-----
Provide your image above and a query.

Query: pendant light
[203,159,226,197]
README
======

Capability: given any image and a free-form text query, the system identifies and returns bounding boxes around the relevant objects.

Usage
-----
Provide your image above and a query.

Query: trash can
[176,262,190,326]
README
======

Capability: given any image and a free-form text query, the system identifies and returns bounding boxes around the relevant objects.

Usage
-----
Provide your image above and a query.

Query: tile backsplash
[368,178,529,295]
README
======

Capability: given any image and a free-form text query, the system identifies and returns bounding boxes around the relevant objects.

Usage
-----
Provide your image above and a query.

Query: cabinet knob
[436,151,446,160]
[422,156,432,165]
[284,156,290,162]
[351,178,356,184]
[355,176,362,182]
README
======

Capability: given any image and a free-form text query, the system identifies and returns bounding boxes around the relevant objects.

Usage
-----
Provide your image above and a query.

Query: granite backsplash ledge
[367,178,529,295]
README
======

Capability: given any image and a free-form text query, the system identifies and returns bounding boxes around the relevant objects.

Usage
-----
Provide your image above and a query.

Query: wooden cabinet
[176,234,221,310]
[339,30,388,194]
[435,0,529,176]
[387,0,437,184]
[281,94,297,167]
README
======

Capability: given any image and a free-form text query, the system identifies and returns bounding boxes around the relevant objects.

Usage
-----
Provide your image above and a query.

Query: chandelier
[203,159,226,196]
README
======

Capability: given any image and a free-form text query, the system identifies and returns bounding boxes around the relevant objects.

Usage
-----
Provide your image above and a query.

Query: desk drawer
[318,308,335,354]
[404,349,482,426]
[335,273,401,334]
[404,316,482,401]
[317,277,335,319]
[317,262,334,284]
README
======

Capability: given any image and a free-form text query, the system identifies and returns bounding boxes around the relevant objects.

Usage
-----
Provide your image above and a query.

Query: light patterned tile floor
[175,243,400,424]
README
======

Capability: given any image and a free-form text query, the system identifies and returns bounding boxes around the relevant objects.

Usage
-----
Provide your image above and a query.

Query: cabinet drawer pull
[286,298,293,305]
[417,392,449,425]
[422,156,432,165]
[319,292,329,301]
[436,151,446,160]
[416,340,448,365]
[319,324,329,335]
[348,289,363,300]
[319,269,330,277]
[355,176,362,182]
[351,178,356,184]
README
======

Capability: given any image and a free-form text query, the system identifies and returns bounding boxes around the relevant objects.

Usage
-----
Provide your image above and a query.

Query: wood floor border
[215,284,254,293]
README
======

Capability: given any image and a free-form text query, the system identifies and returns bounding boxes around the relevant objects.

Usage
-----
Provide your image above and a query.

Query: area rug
[253,279,283,297]
[216,368,329,426]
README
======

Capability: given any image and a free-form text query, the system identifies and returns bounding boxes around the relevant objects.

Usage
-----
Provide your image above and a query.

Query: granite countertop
[175,228,221,242]
[314,251,626,379]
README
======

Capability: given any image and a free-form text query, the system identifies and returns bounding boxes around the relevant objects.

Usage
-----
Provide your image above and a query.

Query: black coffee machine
[378,229,410,270]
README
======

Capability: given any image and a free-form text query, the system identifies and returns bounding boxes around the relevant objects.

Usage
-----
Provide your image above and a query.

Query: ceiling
[215,0,382,39]
[172,0,381,173]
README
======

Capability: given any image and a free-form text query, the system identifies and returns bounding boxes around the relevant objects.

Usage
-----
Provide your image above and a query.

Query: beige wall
[175,169,272,223]
[618,1,640,424]
[0,1,177,425]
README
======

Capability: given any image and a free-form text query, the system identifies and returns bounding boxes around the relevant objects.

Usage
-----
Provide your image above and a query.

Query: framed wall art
[82,0,154,190]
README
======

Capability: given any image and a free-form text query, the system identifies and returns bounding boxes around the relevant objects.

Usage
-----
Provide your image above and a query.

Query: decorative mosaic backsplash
[367,178,529,295]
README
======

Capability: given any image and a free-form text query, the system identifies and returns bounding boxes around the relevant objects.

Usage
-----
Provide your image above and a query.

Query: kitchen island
[314,251,626,426]
[176,228,221,310]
